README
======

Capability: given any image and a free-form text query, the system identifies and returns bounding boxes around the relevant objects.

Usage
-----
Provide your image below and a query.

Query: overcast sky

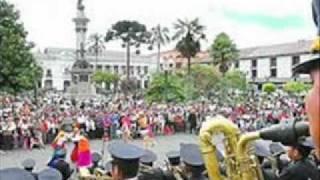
[8,0,316,53]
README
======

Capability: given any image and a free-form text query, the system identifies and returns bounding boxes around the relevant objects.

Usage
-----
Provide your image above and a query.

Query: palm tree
[172,18,206,75]
[149,24,170,72]
[210,32,238,75]
[88,33,105,70]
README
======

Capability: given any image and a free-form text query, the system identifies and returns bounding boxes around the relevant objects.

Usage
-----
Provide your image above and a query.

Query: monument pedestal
[67,60,96,99]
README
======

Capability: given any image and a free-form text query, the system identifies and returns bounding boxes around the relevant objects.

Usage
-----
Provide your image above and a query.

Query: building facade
[235,40,312,85]
[35,49,157,91]
[158,40,313,86]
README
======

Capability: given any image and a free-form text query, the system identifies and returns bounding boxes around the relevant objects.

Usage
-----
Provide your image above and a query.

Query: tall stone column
[73,0,89,59]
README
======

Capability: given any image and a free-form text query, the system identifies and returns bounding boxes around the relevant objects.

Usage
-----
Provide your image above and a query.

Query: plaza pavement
[0,134,199,171]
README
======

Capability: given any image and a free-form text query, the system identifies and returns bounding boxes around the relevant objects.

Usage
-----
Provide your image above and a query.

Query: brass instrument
[312,0,320,53]
[199,116,309,180]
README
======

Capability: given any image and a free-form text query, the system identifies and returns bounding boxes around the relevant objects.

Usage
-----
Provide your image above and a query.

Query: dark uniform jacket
[279,159,320,180]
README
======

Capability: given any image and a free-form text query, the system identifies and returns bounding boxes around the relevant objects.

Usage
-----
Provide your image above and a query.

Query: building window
[46,69,52,77]
[137,66,141,74]
[292,56,300,66]
[121,66,126,74]
[105,65,110,72]
[270,57,277,67]
[96,65,102,70]
[130,66,134,75]
[144,80,149,88]
[160,64,164,70]
[144,66,148,74]
[137,80,141,89]
[270,57,277,77]
[235,61,239,68]
[251,59,257,68]
[114,66,119,74]
[252,70,257,78]
[176,63,182,69]
[270,69,277,77]
[44,80,53,89]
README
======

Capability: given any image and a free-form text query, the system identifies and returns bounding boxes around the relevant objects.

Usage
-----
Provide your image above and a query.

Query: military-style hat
[297,136,315,149]
[108,141,144,179]
[108,141,144,160]
[269,142,286,156]
[21,158,36,170]
[253,140,272,158]
[293,56,320,74]
[180,143,204,167]
[0,168,35,180]
[166,151,180,166]
[140,149,157,166]
[92,152,102,164]
[37,168,63,180]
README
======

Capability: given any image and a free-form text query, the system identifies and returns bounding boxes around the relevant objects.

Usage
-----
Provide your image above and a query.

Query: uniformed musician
[278,137,319,180]
[293,0,320,161]
[180,143,208,180]
[108,141,144,180]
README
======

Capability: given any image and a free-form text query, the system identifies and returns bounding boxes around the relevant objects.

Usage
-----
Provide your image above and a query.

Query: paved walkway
[0,134,198,170]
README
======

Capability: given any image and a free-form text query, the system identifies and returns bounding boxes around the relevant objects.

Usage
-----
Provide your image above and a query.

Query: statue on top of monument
[77,0,84,10]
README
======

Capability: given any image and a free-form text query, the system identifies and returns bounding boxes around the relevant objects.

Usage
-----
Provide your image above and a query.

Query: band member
[278,137,319,180]
[108,141,144,180]
[21,158,38,179]
[180,143,208,180]
[37,168,63,180]
[293,0,320,160]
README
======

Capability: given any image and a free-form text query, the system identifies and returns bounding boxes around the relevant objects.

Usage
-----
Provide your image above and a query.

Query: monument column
[73,0,89,59]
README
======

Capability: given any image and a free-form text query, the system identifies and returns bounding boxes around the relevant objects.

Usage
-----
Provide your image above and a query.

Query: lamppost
[164,61,173,103]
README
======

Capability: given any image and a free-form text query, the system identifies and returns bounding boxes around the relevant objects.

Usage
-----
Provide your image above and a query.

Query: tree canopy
[283,81,311,94]
[92,71,119,86]
[146,73,185,103]
[105,20,150,81]
[262,83,277,94]
[210,32,238,74]
[172,18,206,74]
[0,0,42,94]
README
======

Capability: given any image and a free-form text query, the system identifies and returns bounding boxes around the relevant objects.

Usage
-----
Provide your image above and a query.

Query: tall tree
[172,18,206,75]
[105,20,150,81]
[210,32,239,75]
[0,0,42,94]
[88,33,105,69]
[148,24,170,72]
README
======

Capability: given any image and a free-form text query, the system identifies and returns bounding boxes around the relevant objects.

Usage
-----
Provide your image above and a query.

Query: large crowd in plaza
[0,89,307,151]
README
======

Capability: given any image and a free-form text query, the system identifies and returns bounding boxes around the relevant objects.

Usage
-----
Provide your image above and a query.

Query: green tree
[146,73,185,103]
[148,24,170,72]
[88,33,105,69]
[210,32,239,74]
[105,20,150,80]
[189,64,221,96]
[172,18,206,75]
[262,82,277,93]
[283,81,311,94]
[92,71,119,93]
[0,0,42,94]
[221,70,248,90]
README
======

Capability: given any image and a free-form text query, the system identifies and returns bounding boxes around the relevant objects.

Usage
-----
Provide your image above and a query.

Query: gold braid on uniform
[170,166,185,180]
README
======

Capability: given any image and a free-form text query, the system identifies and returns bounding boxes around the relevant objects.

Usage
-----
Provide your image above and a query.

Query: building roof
[35,47,155,64]
[238,40,312,60]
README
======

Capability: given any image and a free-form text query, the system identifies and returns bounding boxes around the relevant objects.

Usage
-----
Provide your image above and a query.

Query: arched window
[46,69,52,77]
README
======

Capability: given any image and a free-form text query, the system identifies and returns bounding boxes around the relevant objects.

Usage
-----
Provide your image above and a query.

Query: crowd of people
[0,89,307,151]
